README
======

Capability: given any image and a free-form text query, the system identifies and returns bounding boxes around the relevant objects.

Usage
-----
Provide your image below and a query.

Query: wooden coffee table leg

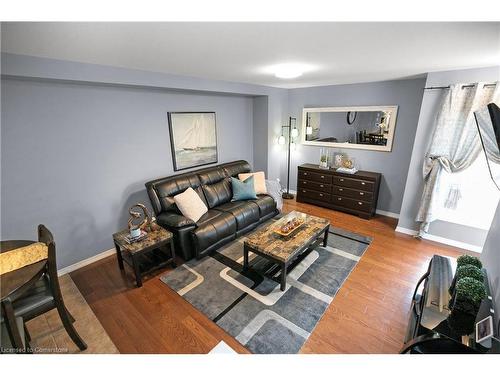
[114,241,124,270]
[323,225,330,247]
[131,254,143,287]
[280,263,287,291]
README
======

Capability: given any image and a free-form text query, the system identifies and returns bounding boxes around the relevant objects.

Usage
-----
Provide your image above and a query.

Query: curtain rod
[424,83,497,90]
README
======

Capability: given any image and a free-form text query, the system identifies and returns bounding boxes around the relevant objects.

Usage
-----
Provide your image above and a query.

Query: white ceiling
[1,22,499,88]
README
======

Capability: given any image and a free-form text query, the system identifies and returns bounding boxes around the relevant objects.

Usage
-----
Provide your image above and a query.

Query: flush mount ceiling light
[265,63,315,80]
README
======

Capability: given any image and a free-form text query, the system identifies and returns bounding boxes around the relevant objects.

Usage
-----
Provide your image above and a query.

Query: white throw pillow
[238,171,267,195]
[173,187,208,223]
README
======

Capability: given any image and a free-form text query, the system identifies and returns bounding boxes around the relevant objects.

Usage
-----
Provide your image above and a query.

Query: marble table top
[244,211,330,262]
[113,227,172,254]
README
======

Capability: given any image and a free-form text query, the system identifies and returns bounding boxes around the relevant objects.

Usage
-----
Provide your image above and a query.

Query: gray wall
[1,52,291,269]
[397,66,500,248]
[481,201,500,333]
[252,96,269,173]
[1,76,254,268]
[285,78,426,214]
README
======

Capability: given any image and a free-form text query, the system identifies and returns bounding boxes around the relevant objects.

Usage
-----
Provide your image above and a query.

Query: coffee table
[243,211,330,291]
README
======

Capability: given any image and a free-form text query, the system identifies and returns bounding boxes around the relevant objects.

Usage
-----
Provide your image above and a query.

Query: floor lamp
[278,117,298,199]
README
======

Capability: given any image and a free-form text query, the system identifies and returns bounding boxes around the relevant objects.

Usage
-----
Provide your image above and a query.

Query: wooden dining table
[1,240,47,351]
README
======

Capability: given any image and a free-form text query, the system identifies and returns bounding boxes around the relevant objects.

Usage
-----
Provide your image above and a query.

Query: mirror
[301,106,398,152]
[475,103,500,191]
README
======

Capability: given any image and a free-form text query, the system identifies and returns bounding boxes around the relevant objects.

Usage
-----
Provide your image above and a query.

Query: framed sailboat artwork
[168,112,218,171]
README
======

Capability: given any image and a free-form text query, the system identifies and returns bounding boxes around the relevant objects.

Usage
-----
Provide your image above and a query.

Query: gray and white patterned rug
[160,220,372,354]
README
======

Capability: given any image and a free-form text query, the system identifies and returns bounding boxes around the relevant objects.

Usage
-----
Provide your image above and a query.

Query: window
[436,153,500,231]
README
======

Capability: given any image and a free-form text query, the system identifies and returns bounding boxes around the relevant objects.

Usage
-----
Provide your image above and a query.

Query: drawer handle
[358,202,363,205]
[338,198,342,201]
[359,192,364,195]
[361,182,366,185]
[320,184,324,188]
[304,172,308,175]
[340,178,344,182]
[302,190,306,193]
[321,175,325,179]
[319,193,323,197]
[338,188,343,191]
[303,181,307,184]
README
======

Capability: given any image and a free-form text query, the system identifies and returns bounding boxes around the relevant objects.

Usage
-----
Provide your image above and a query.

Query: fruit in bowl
[279,217,305,234]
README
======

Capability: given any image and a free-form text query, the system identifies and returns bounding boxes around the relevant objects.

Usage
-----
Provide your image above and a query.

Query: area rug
[160,220,372,354]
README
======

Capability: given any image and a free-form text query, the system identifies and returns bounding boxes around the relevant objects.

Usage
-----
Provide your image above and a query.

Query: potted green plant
[447,277,487,336]
[449,264,484,295]
[456,254,482,269]
[449,255,483,295]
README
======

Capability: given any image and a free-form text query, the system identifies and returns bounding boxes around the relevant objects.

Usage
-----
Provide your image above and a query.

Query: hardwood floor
[71,199,469,354]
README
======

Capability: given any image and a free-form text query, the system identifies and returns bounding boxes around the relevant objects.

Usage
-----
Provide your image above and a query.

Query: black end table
[112,227,176,287]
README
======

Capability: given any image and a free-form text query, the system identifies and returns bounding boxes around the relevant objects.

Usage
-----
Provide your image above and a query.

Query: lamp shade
[291,128,299,138]
[278,135,286,145]
[306,126,313,135]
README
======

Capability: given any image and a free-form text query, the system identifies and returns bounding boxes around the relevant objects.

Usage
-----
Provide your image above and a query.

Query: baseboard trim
[58,248,115,276]
[395,226,482,253]
[376,209,400,219]
[395,226,418,236]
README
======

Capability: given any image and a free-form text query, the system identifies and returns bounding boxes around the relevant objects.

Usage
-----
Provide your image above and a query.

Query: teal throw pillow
[231,176,257,201]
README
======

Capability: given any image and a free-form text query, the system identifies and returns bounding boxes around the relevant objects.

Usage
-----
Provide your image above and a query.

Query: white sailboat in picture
[169,112,218,170]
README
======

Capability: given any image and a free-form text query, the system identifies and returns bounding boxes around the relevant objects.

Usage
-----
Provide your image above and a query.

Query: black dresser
[296,163,381,219]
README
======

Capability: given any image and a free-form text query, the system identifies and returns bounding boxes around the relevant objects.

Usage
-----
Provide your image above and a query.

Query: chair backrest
[37,225,58,285]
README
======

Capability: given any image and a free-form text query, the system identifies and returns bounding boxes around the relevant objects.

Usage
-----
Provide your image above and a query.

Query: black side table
[112,227,176,287]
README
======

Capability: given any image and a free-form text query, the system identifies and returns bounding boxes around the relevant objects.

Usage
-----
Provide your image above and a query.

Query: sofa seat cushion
[254,194,277,218]
[192,210,236,254]
[214,201,260,230]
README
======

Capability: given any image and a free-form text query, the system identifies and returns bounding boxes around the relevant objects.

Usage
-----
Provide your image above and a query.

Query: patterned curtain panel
[416,82,500,236]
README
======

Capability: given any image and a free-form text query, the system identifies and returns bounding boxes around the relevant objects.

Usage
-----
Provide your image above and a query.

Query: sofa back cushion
[145,160,251,214]
[202,178,233,208]
[197,167,226,185]
[146,172,206,214]
[223,160,252,178]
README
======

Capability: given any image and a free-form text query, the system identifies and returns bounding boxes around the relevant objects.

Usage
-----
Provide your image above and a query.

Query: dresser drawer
[298,188,331,203]
[298,170,333,184]
[332,195,371,213]
[333,186,373,202]
[298,179,332,193]
[333,176,374,192]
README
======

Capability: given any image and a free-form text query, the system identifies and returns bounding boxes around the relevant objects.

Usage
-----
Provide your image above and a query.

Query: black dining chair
[9,225,87,351]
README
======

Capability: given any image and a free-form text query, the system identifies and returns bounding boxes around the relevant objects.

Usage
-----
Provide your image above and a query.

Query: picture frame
[475,315,494,344]
[168,112,218,171]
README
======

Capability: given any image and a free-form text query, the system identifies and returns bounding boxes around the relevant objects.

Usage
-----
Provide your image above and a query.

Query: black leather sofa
[145,160,278,260]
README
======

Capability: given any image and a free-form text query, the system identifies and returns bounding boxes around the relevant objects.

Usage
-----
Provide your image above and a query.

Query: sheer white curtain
[416,82,500,236]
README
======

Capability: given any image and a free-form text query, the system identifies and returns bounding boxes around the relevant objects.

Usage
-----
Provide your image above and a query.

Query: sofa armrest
[157,212,195,229]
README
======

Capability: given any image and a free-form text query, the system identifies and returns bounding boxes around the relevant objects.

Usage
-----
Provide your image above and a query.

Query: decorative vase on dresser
[296,163,381,219]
